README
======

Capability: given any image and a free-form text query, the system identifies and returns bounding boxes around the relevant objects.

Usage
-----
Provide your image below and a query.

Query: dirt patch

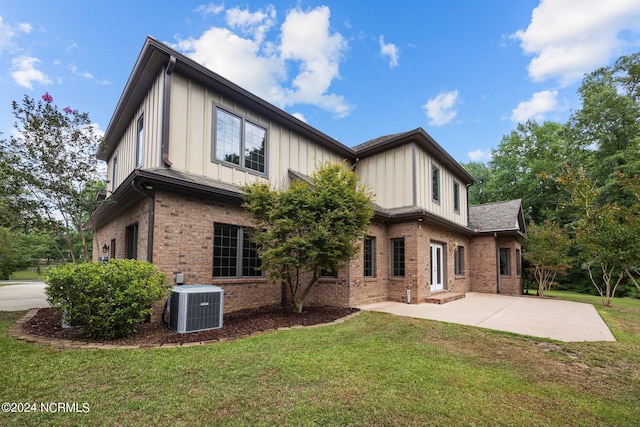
[22,305,359,346]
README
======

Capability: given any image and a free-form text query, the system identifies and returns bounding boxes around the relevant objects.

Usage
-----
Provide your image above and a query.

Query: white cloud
[511,90,558,123]
[69,64,94,80]
[512,0,640,85]
[467,149,492,162]
[379,35,399,68]
[11,56,52,89]
[195,3,224,17]
[423,90,460,126]
[0,15,32,54]
[291,112,307,123]
[177,5,352,118]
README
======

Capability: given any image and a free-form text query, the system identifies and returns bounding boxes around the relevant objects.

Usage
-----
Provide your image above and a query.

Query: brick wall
[496,237,522,295]
[469,235,498,293]
[92,197,150,262]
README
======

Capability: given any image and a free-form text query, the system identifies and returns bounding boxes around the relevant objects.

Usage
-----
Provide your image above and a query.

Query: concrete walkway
[359,292,616,342]
[0,281,50,311]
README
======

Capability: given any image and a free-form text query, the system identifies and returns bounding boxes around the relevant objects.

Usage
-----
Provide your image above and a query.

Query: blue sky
[2,0,640,165]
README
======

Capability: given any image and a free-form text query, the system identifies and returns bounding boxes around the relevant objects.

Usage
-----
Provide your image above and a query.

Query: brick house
[89,37,525,314]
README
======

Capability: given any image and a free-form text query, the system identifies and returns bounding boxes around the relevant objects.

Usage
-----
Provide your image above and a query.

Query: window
[320,268,337,278]
[111,156,118,192]
[214,107,266,174]
[125,223,138,260]
[454,246,465,276]
[391,238,405,277]
[136,115,144,167]
[432,164,440,203]
[516,248,522,276]
[453,181,460,213]
[500,248,511,276]
[110,238,116,259]
[363,237,376,277]
[213,223,262,278]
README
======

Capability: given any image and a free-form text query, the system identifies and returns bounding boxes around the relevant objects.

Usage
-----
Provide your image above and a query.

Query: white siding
[355,143,414,209]
[107,72,164,193]
[168,73,345,189]
[415,145,468,227]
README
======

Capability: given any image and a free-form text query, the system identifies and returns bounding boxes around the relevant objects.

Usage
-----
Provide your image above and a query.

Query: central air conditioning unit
[169,285,224,333]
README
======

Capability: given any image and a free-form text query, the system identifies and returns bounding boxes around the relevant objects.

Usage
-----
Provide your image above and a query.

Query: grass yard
[1,292,639,426]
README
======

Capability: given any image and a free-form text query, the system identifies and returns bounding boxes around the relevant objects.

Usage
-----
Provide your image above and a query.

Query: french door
[430,243,445,291]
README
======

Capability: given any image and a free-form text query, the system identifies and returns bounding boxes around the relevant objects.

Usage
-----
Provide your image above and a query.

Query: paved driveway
[359,292,616,342]
[0,281,50,311]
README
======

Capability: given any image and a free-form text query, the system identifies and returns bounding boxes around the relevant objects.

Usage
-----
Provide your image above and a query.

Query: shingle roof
[469,199,525,234]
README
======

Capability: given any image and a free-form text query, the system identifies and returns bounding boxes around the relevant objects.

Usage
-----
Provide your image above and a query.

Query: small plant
[44,259,168,339]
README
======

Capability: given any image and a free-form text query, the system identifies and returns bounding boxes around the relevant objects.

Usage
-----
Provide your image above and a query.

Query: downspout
[132,181,155,263]
[161,55,176,167]
[494,232,500,294]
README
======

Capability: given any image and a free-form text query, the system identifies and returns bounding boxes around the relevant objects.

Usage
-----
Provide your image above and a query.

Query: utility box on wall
[169,285,224,333]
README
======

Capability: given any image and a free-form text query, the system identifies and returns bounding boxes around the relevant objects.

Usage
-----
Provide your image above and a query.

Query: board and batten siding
[107,71,164,193]
[355,143,414,209]
[168,73,345,189]
[356,142,468,228]
[415,145,468,227]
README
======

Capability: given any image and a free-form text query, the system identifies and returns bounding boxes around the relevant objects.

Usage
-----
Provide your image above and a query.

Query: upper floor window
[453,181,460,213]
[214,107,266,174]
[111,156,118,192]
[432,164,440,203]
[136,115,144,168]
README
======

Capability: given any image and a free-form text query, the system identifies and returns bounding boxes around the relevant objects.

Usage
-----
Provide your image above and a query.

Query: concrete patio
[359,292,616,342]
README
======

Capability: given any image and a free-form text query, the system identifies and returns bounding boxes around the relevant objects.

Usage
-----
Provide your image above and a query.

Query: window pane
[432,165,440,202]
[136,115,144,167]
[242,231,262,277]
[244,122,266,173]
[500,248,510,276]
[364,237,375,277]
[216,109,241,165]
[455,246,464,276]
[454,182,460,212]
[392,239,405,277]
[214,224,238,277]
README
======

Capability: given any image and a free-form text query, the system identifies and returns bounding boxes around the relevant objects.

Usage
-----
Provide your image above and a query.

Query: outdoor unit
[169,285,224,333]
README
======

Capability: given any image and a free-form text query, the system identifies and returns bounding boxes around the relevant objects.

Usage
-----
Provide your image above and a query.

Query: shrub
[43,259,168,339]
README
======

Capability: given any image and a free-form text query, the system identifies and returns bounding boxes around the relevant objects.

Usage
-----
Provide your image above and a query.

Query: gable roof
[98,36,354,162]
[469,199,526,235]
[354,128,475,185]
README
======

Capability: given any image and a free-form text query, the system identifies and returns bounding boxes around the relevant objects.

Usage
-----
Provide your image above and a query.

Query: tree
[556,167,640,306]
[242,162,374,313]
[461,161,493,206]
[523,220,572,297]
[484,120,574,223]
[0,93,103,263]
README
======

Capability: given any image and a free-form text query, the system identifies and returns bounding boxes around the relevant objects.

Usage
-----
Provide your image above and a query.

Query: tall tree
[485,120,573,223]
[0,93,103,263]
[523,220,572,297]
[243,162,374,313]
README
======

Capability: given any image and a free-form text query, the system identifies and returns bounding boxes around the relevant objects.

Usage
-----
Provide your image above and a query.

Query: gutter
[131,180,155,263]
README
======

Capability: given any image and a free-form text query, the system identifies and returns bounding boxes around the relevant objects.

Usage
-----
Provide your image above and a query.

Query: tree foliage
[242,162,374,313]
[523,220,572,297]
[0,93,103,263]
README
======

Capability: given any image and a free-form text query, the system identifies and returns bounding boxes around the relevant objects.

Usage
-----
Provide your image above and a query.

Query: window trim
[136,114,144,168]
[391,238,405,278]
[499,248,511,276]
[212,105,268,176]
[454,246,465,276]
[213,223,263,279]
[432,163,440,204]
[453,181,460,214]
[363,236,376,278]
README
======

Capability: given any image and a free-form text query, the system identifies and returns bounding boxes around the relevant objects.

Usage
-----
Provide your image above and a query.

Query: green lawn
[1,292,639,426]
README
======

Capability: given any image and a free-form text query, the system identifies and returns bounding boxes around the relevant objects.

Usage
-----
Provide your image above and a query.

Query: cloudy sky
[1,0,640,164]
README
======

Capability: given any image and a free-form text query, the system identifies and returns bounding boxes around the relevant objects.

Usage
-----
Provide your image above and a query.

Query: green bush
[43,259,168,339]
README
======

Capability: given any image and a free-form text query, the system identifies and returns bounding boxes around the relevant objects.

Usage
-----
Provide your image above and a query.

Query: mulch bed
[22,305,359,346]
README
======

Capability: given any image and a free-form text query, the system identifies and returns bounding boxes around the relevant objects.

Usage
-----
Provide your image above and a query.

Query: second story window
[214,107,266,174]
[453,181,460,213]
[111,155,118,192]
[432,164,440,203]
[136,115,144,167]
